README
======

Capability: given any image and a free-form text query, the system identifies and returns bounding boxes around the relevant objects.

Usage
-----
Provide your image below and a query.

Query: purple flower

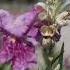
[0,36,37,70]
[0,5,45,37]
[0,6,44,70]
[0,5,49,70]
[0,9,38,37]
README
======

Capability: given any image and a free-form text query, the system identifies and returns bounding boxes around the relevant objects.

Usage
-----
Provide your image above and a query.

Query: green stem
[59,42,64,70]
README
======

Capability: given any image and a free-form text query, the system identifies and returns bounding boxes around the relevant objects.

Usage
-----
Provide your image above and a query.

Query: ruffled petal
[12,43,37,70]
[12,56,37,70]
[27,27,38,37]
[12,58,37,70]
[0,36,13,64]
[0,9,40,38]
[8,11,38,37]
[0,9,13,28]
[12,58,25,70]
[0,47,13,64]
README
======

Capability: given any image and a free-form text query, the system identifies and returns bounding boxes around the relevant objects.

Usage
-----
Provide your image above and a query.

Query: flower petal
[27,37,38,46]
[0,47,13,64]
[0,36,13,64]
[12,57,37,70]
[27,27,38,37]
[7,11,38,37]
[12,58,25,70]
[12,43,37,70]
[0,9,13,28]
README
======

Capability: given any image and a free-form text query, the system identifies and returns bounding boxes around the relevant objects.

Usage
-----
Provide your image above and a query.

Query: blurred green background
[0,0,43,14]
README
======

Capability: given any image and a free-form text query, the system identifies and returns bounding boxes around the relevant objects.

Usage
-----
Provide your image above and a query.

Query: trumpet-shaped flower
[0,4,46,70]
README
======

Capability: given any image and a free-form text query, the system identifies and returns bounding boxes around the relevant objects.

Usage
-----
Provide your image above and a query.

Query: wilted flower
[0,9,13,28]
[0,9,39,37]
[56,11,70,26]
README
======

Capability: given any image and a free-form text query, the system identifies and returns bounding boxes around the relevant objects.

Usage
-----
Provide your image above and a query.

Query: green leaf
[0,63,11,70]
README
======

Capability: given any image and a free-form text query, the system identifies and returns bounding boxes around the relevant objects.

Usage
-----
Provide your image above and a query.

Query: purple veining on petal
[0,36,13,64]
[0,48,13,64]
[27,27,38,37]
[0,36,37,70]
[0,6,47,70]
[0,8,46,41]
